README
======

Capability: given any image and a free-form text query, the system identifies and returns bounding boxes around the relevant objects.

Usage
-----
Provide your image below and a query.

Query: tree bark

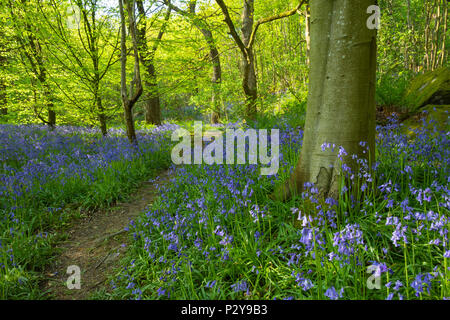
[120,0,143,144]
[42,81,56,128]
[0,54,7,116]
[143,63,162,125]
[440,0,448,67]
[241,0,258,120]
[90,8,107,136]
[273,0,377,201]
[48,109,56,127]
[144,80,162,125]
[136,1,171,126]
[199,28,222,124]
[96,92,107,136]
[304,4,311,66]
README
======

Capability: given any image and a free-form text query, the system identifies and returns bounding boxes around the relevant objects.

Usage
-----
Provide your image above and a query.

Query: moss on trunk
[402,66,450,112]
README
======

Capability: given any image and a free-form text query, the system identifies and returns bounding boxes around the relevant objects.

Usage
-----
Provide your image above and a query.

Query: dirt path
[42,169,173,300]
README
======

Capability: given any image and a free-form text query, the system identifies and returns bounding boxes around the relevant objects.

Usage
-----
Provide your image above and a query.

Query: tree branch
[248,0,306,50]
[215,0,247,57]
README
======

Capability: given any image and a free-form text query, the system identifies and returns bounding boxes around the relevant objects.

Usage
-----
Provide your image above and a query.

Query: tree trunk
[241,0,257,120]
[273,0,377,201]
[99,112,107,136]
[48,109,56,128]
[199,28,222,124]
[43,82,56,128]
[405,0,411,69]
[123,103,137,143]
[440,0,448,67]
[120,0,143,144]
[92,34,108,136]
[0,81,7,115]
[144,67,162,125]
[136,1,171,126]
[0,76,6,116]
[97,95,107,136]
[0,52,6,116]
[304,4,311,66]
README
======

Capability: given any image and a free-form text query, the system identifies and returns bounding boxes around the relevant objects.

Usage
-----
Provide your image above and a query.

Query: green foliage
[251,92,307,130]
[376,71,413,107]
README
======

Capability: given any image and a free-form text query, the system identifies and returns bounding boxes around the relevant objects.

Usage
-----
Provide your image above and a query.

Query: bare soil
[42,169,173,300]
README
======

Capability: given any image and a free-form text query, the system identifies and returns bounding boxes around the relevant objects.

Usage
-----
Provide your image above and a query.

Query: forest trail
[42,169,174,300]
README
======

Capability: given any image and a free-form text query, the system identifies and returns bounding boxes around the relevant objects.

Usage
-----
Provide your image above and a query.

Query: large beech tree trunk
[274,0,377,201]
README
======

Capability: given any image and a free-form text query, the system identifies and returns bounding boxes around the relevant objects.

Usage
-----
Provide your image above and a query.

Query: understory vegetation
[105,117,449,300]
[0,125,173,298]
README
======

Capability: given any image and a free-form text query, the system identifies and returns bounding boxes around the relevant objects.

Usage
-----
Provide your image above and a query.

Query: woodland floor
[36,107,419,300]
[41,169,173,300]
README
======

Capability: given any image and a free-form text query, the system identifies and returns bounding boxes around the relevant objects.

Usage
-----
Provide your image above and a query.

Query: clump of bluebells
[111,116,449,300]
[0,124,173,298]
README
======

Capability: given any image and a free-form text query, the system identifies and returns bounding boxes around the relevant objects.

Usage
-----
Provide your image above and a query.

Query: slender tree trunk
[144,64,162,125]
[120,0,143,144]
[36,48,56,128]
[0,83,7,115]
[0,25,6,116]
[0,56,6,116]
[424,0,440,71]
[48,109,56,127]
[431,1,441,71]
[405,0,411,69]
[96,93,107,136]
[273,0,377,201]
[92,34,107,136]
[136,0,170,126]
[304,4,311,66]
[123,102,137,142]
[210,61,221,124]
[440,0,448,67]
[93,57,107,135]
[241,0,257,120]
[43,81,56,128]
[199,28,222,124]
